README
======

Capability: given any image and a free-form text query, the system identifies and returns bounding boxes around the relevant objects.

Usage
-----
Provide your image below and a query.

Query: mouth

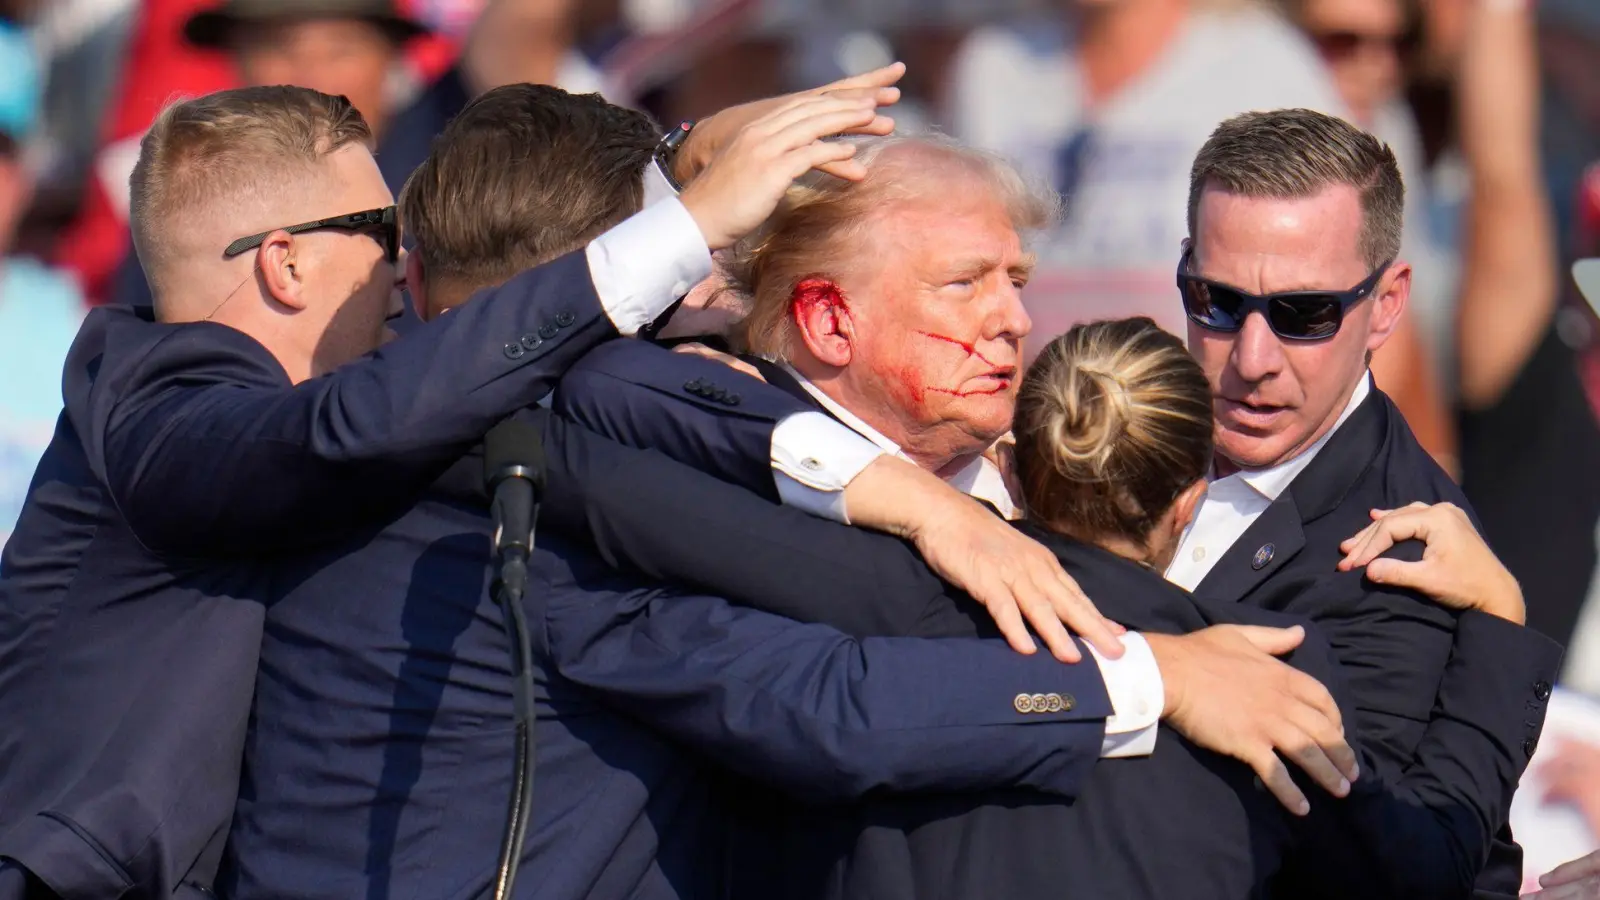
[973,366,1017,388]
[1219,397,1289,429]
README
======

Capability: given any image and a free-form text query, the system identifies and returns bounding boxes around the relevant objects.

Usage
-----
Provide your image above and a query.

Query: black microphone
[481,417,545,900]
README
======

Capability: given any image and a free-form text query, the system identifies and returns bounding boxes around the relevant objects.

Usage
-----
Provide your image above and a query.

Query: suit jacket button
[520,334,543,351]
[1030,693,1048,713]
[1523,738,1538,757]
[1013,693,1035,714]
[1044,693,1064,713]
[724,392,741,406]
[539,322,560,339]
[1535,681,1552,701]
[503,342,525,360]
[555,311,576,327]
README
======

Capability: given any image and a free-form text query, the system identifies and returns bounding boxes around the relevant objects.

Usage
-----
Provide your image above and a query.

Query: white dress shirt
[761,364,1163,757]
[580,160,711,335]
[1165,373,1373,592]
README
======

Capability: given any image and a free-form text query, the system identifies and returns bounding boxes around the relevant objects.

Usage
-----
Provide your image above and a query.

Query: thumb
[1365,558,1429,591]
[1234,624,1306,657]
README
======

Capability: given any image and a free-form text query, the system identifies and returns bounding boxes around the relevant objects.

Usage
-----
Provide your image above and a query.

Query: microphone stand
[484,423,543,900]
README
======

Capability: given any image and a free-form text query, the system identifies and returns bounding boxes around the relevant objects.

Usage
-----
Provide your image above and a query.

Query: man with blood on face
[734,134,1049,487]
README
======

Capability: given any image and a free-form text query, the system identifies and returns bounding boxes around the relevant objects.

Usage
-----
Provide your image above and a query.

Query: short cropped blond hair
[129,85,372,299]
[726,133,1060,360]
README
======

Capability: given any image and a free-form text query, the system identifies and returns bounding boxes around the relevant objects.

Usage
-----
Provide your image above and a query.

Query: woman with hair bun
[1013,316,1215,575]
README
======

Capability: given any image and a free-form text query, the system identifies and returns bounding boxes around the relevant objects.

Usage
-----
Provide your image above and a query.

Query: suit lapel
[1191,492,1307,605]
[746,357,833,417]
[1190,387,1390,604]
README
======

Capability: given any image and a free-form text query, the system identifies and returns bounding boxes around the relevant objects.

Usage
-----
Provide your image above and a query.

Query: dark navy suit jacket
[551,338,1564,898]
[222,410,1116,900]
[0,250,638,899]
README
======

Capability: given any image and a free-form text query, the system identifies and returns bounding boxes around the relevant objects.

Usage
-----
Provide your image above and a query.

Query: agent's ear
[405,252,430,321]
[1365,261,1412,354]
[790,278,855,368]
[256,231,308,311]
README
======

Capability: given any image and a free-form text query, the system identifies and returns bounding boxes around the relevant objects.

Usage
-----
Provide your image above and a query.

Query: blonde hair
[725,133,1060,360]
[1014,318,1214,547]
[129,85,372,300]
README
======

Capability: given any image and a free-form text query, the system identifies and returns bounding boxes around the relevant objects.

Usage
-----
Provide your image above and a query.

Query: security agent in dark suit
[548,318,1553,899]
[0,81,839,900]
[551,110,1564,896]
[221,84,1132,900]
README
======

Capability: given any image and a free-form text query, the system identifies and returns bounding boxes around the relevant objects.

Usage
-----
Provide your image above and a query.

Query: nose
[1229,311,1285,383]
[991,279,1033,343]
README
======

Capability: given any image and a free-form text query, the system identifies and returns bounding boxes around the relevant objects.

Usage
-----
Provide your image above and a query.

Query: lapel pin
[1252,543,1275,570]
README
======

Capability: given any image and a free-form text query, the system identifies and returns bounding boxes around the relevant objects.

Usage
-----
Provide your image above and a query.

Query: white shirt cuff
[584,196,711,336]
[771,411,887,524]
[643,157,679,207]
[1086,632,1164,759]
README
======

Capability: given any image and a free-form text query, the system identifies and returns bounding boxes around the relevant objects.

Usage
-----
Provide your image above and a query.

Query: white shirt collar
[1228,371,1372,500]
[779,363,1019,519]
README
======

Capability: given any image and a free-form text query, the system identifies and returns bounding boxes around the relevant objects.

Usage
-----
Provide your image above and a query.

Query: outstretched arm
[534,537,1112,802]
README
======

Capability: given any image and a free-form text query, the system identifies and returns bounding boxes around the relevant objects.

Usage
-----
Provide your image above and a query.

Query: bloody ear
[790,277,855,367]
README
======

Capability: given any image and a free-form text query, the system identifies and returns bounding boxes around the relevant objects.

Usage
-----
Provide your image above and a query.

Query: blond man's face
[292,144,405,373]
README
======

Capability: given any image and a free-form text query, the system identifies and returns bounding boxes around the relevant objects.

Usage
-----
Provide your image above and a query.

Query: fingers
[1363,557,1426,591]
[1023,589,1083,664]
[1045,568,1122,660]
[1338,511,1428,568]
[1233,624,1306,657]
[751,95,875,144]
[809,61,907,95]
[784,141,864,182]
[983,585,1039,656]
[1284,699,1358,787]
[1252,752,1312,816]
[1527,878,1600,900]
[1543,852,1600,888]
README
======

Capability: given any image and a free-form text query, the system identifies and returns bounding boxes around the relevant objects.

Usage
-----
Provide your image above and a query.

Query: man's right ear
[790,278,855,368]
[405,253,430,320]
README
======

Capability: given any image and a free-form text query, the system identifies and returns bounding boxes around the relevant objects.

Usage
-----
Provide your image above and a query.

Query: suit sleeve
[554,339,808,502]
[97,198,710,557]
[540,411,953,638]
[535,540,1112,802]
[1203,596,1561,900]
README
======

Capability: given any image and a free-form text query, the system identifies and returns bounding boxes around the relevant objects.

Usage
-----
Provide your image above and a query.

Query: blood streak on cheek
[915,331,1001,368]
[913,330,1010,396]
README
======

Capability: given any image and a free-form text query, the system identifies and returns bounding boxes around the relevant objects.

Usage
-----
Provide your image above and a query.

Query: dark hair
[1188,108,1404,268]
[1014,318,1214,547]
[399,83,659,309]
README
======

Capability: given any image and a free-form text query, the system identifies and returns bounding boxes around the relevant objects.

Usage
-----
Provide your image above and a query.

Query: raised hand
[679,95,881,251]
[1147,625,1359,815]
[673,62,905,184]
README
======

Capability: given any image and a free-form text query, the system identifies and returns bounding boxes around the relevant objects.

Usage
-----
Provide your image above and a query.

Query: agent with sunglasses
[1165,107,1560,897]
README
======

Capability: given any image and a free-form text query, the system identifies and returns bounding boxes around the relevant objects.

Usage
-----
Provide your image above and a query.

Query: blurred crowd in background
[2,0,1600,871]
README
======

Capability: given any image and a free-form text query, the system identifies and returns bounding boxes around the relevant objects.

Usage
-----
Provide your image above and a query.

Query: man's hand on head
[841,455,1126,663]
[678,94,882,251]
[1337,501,1526,624]
[1146,625,1359,816]
[674,63,905,185]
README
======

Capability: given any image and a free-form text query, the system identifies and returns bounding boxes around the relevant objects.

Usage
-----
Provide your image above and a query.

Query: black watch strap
[655,120,695,192]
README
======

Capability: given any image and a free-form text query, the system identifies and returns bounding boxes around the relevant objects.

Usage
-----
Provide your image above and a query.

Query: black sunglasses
[224,206,399,264]
[1176,247,1392,341]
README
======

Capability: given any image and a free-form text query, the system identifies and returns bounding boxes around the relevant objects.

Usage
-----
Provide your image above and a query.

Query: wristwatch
[654,120,695,192]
